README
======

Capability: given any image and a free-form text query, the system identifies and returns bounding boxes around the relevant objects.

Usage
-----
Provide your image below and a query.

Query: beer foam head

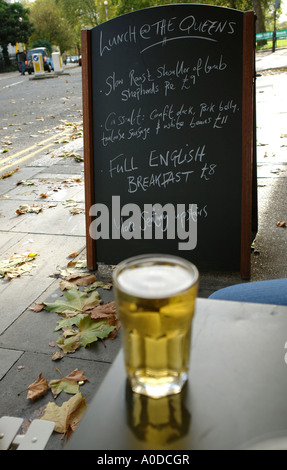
[116,263,196,299]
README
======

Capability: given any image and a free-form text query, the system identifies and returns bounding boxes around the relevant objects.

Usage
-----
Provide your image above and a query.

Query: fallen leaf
[16,180,35,186]
[0,252,38,280]
[62,200,79,207]
[0,167,19,180]
[56,151,83,162]
[43,287,101,316]
[90,301,120,339]
[29,302,45,312]
[90,301,117,318]
[69,207,84,215]
[277,221,286,228]
[54,314,85,332]
[49,369,88,398]
[27,373,49,401]
[41,392,87,435]
[59,273,97,291]
[85,281,112,293]
[66,258,87,269]
[16,204,43,215]
[62,327,78,338]
[57,316,115,353]
[52,351,64,361]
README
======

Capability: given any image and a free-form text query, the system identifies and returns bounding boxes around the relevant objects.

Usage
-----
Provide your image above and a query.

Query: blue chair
[209,279,287,306]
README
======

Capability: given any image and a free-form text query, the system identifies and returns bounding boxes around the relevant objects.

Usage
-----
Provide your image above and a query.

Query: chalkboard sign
[82,5,256,278]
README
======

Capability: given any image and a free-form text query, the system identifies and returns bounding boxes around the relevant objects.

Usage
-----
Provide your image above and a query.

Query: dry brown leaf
[91,301,117,318]
[91,301,120,338]
[277,221,286,228]
[29,302,45,312]
[52,351,64,361]
[59,273,97,291]
[27,373,49,401]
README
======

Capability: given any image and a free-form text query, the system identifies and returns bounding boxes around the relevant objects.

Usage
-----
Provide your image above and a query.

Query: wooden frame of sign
[81,5,256,279]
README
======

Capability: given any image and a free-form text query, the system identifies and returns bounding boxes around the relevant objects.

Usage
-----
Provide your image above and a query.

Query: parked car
[25,47,54,74]
[69,56,79,63]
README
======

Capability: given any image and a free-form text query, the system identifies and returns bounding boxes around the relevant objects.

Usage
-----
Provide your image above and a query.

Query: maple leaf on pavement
[49,369,88,398]
[54,314,85,332]
[41,393,87,435]
[57,316,115,353]
[43,287,101,316]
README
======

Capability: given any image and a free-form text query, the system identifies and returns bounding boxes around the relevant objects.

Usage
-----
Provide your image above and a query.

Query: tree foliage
[56,0,105,28]
[27,0,75,53]
[0,0,34,64]
[31,39,52,54]
[111,0,255,16]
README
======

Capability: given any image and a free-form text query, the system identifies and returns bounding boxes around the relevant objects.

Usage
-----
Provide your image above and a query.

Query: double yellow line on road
[0,130,70,175]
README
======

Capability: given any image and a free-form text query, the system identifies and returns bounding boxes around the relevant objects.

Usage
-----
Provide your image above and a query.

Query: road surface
[0,67,82,176]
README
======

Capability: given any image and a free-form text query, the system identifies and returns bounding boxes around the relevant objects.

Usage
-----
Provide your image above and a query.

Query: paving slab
[0,279,121,362]
[252,177,287,280]
[0,349,23,381]
[0,233,86,335]
[0,231,27,252]
[0,351,112,450]
[0,166,47,194]
[4,179,83,203]
[8,202,85,236]
[25,137,83,168]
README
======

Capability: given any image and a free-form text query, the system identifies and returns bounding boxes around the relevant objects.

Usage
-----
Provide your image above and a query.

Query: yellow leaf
[41,393,87,435]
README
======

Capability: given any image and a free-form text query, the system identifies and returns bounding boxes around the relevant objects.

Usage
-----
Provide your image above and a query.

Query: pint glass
[113,255,199,398]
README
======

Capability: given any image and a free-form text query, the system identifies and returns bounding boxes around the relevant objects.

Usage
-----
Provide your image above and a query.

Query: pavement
[0,48,287,450]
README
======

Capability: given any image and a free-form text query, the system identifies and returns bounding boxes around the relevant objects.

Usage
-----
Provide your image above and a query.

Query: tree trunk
[253,0,267,46]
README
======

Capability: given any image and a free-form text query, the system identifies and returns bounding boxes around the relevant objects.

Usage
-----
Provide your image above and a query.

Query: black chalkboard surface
[82,5,255,277]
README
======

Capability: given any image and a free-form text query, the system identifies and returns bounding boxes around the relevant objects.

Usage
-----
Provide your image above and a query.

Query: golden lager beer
[113,255,199,398]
